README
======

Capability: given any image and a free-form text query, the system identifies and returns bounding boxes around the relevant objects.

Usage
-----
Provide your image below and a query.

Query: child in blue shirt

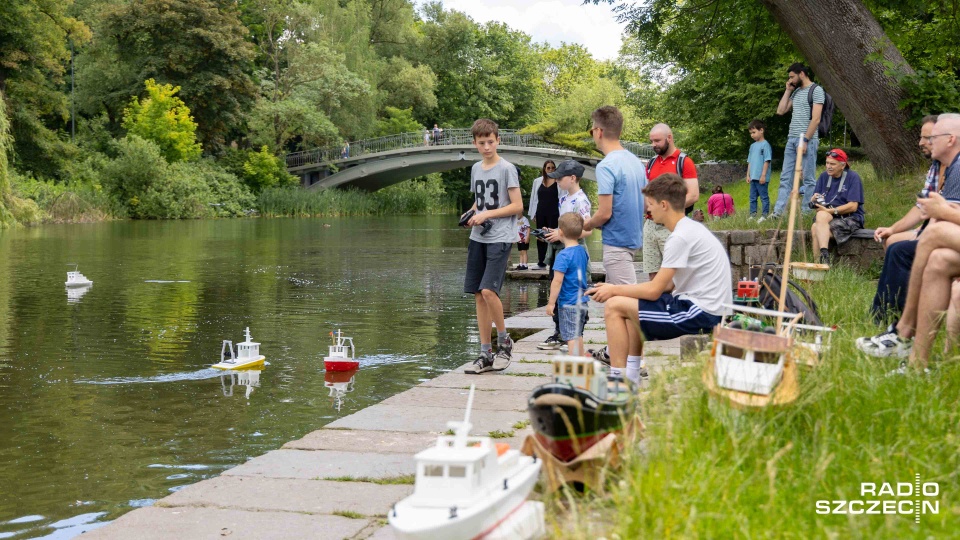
[546,212,591,356]
[746,119,773,219]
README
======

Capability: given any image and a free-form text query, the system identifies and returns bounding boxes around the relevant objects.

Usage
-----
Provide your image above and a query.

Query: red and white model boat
[323,329,358,372]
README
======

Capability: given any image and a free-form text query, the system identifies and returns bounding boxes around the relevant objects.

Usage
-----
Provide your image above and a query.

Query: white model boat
[66,283,92,303]
[212,327,265,370]
[65,264,92,288]
[389,386,542,540]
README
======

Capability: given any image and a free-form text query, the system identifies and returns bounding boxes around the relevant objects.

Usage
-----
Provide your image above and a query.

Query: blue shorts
[638,293,721,341]
[559,304,589,341]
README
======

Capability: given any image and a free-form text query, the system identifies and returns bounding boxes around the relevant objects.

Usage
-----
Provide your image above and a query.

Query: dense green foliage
[590,0,960,160]
[5,0,956,225]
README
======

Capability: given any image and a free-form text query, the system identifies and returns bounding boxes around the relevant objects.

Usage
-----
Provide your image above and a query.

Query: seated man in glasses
[809,148,865,265]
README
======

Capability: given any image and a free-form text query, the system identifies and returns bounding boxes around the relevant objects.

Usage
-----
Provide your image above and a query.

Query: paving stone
[160,476,411,517]
[503,315,555,329]
[364,525,398,539]
[284,429,436,453]
[223,449,415,480]
[422,370,551,392]
[378,386,529,412]
[327,403,528,434]
[83,507,372,540]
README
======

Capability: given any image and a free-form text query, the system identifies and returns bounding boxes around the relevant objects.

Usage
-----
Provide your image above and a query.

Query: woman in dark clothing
[529,161,559,268]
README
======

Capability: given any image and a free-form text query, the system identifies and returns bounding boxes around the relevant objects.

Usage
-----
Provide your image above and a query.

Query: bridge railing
[285,128,654,169]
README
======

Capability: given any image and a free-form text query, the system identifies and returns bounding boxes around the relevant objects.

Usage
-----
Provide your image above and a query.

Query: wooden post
[776,146,804,332]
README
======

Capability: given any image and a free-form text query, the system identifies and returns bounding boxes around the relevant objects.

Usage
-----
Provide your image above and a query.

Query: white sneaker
[756,215,767,223]
[856,326,912,358]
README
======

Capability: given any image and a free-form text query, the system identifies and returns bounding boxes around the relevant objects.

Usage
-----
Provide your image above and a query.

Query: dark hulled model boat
[527,356,636,463]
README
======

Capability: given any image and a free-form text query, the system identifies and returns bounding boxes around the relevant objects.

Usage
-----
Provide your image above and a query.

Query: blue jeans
[774,137,819,215]
[749,180,770,215]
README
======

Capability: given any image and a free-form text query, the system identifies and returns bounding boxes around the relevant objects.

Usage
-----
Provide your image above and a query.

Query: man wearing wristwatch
[773,63,825,216]
[810,149,865,264]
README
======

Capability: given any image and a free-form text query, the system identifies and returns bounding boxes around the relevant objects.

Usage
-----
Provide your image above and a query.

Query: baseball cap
[547,160,585,179]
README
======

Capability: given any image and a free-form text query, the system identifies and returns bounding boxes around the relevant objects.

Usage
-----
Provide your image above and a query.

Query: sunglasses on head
[826,151,844,160]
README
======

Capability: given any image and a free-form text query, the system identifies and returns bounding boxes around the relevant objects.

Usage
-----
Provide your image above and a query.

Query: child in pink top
[707,185,735,218]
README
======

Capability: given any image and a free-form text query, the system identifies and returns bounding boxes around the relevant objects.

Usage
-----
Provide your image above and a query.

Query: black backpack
[806,83,835,139]
[755,266,824,327]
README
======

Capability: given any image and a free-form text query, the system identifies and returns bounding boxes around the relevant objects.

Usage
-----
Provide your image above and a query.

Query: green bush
[257,174,454,217]
[135,165,214,219]
[242,146,297,192]
[185,160,256,217]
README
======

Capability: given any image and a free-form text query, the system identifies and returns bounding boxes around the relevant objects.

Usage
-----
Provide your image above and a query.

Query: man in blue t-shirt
[774,63,825,216]
[810,148,865,264]
[583,105,647,286]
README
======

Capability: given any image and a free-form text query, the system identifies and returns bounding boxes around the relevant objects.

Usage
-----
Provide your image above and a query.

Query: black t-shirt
[536,181,560,227]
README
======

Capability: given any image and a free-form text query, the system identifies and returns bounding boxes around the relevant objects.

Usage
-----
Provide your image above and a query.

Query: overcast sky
[418,0,628,60]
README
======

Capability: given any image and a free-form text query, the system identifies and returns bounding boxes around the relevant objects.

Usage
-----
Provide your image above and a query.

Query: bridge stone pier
[286,129,654,191]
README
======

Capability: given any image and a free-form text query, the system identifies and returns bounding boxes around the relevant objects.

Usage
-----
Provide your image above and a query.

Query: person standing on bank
[461,118,523,375]
[644,123,699,280]
[773,63,824,216]
[528,160,561,269]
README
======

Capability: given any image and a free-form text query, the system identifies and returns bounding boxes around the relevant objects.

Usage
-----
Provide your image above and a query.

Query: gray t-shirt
[661,217,733,316]
[470,158,521,243]
[788,84,825,139]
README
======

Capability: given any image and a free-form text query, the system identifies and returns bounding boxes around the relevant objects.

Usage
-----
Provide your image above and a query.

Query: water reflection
[220,368,263,400]
[65,284,91,304]
[0,216,557,538]
[324,367,358,411]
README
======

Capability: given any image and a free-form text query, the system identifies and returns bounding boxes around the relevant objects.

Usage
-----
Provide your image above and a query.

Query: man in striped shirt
[772,63,824,216]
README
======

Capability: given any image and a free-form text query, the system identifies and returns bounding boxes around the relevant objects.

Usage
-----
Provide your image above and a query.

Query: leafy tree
[375,106,423,136]
[122,79,202,163]
[241,146,296,192]
[418,5,544,128]
[0,0,91,178]
[77,0,256,152]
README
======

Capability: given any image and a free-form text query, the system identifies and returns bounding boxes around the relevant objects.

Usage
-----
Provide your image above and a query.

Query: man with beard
[644,123,700,280]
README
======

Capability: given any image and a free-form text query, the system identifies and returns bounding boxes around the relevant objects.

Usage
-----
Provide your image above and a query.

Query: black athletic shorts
[517,242,529,251]
[464,240,513,294]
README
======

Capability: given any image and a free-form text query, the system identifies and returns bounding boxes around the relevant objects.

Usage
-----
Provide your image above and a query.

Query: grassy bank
[555,266,957,538]
[258,175,455,217]
[704,161,921,231]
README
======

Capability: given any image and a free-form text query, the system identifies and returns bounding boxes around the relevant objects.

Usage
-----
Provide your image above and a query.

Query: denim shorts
[559,304,589,341]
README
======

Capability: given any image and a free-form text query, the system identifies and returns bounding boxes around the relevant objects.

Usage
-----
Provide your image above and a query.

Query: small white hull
[212,356,265,370]
[65,279,93,288]
[389,457,541,540]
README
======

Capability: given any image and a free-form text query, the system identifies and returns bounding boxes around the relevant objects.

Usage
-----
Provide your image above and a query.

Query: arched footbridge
[285,129,655,191]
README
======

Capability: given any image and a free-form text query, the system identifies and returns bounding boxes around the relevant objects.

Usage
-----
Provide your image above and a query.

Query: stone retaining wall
[696,162,749,189]
[713,229,884,282]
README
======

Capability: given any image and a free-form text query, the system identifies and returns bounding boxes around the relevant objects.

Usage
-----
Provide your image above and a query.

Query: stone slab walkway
[85,300,693,540]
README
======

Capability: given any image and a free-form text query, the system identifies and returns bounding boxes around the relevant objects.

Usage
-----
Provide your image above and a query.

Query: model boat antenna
[446,384,475,447]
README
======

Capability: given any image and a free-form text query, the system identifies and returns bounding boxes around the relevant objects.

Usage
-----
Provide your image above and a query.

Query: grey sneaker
[492,349,511,371]
[498,335,514,358]
[886,360,930,377]
[590,347,611,366]
[856,325,912,358]
[465,351,496,374]
[537,333,563,350]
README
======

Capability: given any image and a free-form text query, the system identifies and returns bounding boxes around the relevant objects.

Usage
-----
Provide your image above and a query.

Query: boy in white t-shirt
[587,174,732,384]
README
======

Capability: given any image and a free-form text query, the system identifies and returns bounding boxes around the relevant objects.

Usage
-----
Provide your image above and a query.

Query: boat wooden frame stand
[520,416,643,495]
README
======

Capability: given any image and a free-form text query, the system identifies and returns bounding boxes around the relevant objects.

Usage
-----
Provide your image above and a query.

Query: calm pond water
[0,216,604,539]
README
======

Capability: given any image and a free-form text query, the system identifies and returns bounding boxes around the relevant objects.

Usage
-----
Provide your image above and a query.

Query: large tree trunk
[759,0,921,176]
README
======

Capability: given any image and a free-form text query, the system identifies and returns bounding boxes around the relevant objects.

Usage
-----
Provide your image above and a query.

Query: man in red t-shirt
[644,123,700,278]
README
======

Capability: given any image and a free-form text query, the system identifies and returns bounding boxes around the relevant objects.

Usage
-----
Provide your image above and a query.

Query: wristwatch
[802,136,810,143]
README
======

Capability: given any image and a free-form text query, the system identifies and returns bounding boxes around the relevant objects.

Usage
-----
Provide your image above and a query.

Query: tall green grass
[705,161,924,231]
[565,267,959,538]
[257,175,455,217]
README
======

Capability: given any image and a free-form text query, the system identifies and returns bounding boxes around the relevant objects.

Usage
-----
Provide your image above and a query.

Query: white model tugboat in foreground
[65,264,93,287]
[212,327,265,370]
[389,385,543,540]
